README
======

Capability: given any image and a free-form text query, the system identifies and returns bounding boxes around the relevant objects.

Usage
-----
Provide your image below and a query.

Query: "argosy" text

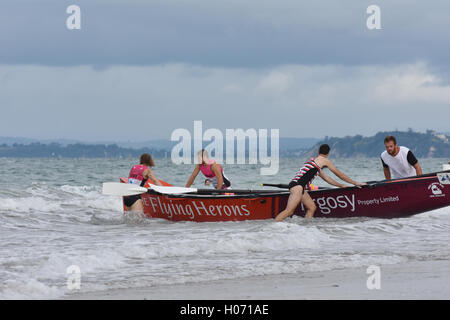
[301,194,356,214]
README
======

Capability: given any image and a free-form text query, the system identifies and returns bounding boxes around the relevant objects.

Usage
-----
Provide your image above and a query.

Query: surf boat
[109,171,450,222]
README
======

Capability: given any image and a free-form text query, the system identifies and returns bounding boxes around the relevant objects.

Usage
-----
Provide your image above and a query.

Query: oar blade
[102,182,148,196]
[149,184,197,195]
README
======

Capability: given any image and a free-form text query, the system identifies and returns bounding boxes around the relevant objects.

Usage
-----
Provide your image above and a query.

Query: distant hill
[304,130,450,158]
[0,143,168,158]
[0,137,82,146]
[279,138,320,150]
[1,133,447,158]
[0,137,319,150]
[0,137,320,158]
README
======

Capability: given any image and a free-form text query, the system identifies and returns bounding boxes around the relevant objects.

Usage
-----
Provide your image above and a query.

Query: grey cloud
[0,63,448,141]
[1,0,450,69]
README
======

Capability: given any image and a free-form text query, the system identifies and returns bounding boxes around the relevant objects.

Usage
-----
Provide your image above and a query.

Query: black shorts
[288,168,318,194]
[124,194,141,207]
[288,180,307,194]
[223,175,231,188]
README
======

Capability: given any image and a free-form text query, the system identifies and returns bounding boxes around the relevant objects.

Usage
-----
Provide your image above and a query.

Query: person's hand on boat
[354,182,367,188]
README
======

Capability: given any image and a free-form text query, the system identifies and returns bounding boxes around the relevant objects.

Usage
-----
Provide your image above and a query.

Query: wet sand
[66,260,450,300]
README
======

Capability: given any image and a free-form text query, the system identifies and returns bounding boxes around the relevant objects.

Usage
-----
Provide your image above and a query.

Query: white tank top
[381,146,417,179]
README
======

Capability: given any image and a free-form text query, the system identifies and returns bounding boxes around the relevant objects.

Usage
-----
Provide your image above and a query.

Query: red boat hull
[289,174,450,218]
[122,172,450,221]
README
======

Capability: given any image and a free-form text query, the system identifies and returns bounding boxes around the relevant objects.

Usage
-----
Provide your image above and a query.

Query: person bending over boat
[124,153,163,212]
[381,135,422,179]
[186,149,231,190]
[275,144,365,221]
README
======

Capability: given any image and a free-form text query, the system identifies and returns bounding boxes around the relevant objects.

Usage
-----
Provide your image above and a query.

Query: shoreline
[65,259,450,300]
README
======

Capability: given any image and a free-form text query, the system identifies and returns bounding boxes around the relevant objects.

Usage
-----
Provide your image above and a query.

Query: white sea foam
[0,185,122,214]
[0,197,62,213]
[0,279,63,300]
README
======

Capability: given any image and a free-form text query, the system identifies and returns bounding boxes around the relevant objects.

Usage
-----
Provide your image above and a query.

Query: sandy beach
[66,260,450,300]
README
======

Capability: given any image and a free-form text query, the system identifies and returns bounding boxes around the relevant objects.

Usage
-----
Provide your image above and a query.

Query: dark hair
[384,135,397,145]
[140,153,155,167]
[319,144,330,155]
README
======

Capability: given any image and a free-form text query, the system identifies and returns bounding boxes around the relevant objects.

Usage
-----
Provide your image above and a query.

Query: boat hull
[288,173,450,218]
[122,171,450,222]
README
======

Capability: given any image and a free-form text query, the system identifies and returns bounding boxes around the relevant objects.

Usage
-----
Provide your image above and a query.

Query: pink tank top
[199,159,222,178]
[128,165,148,182]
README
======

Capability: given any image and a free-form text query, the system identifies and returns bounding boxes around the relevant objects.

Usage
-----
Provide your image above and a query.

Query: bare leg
[274,185,303,222]
[301,192,317,219]
[127,199,144,213]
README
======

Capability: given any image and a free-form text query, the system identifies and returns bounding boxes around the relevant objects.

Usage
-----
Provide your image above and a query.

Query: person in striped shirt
[275,144,365,221]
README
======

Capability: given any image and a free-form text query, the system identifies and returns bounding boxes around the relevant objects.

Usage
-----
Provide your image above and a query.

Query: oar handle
[261,183,290,189]
[261,183,331,191]
[189,189,284,195]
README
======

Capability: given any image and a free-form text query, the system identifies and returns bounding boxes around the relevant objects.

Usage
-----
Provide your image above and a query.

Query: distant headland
[0,130,448,158]
[304,130,449,158]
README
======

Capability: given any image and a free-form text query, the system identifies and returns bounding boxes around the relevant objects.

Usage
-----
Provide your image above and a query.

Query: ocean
[1,157,449,299]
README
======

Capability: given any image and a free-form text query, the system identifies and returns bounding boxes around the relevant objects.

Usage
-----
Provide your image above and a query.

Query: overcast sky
[1,0,449,141]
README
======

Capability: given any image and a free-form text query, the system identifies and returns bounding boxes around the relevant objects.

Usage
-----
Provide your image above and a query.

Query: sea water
[0,157,449,299]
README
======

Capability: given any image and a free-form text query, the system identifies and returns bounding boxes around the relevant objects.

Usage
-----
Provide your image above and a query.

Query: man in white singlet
[381,135,422,179]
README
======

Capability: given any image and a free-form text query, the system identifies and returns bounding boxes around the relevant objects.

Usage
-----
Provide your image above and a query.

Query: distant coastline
[0,130,448,158]
[0,143,168,159]
[304,130,449,158]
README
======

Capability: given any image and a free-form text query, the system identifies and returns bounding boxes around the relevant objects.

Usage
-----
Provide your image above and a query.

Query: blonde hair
[197,149,209,159]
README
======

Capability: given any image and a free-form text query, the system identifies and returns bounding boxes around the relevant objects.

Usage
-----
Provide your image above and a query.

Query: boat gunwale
[143,170,449,200]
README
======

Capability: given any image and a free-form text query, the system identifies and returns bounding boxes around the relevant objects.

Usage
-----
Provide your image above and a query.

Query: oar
[261,183,330,190]
[149,184,282,195]
[101,183,195,196]
[102,182,149,196]
[102,182,282,196]
[148,184,198,195]
[261,183,290,189]
[261,183,342,190]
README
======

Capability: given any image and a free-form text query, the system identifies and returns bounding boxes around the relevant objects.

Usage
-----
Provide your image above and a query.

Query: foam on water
[0,196,62,213]
[1,158,449,299]
[1,279,63,300]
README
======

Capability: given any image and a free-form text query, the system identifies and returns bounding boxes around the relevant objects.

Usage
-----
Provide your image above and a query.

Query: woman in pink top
[186,149,231,190]
[125,153,163,212]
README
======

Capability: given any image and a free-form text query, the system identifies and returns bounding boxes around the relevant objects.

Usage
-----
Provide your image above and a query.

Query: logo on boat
[437,173,450,185]
[428,182,445,198]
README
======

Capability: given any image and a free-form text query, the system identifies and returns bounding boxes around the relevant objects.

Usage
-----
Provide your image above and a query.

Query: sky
[1,0,449,141]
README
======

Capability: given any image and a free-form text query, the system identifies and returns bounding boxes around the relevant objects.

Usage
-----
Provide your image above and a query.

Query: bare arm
[144,169,163,186]
[185,165,200,187]
[325,159,365,186]
[414,163,422,176]
[383,167,391,180]
[407,151,422,176]
[319,171,346,188]
[211,163,224,190]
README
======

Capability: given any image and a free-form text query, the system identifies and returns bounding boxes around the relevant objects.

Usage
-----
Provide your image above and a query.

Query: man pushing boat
[275,144,365,221]
[381,135,422,179]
